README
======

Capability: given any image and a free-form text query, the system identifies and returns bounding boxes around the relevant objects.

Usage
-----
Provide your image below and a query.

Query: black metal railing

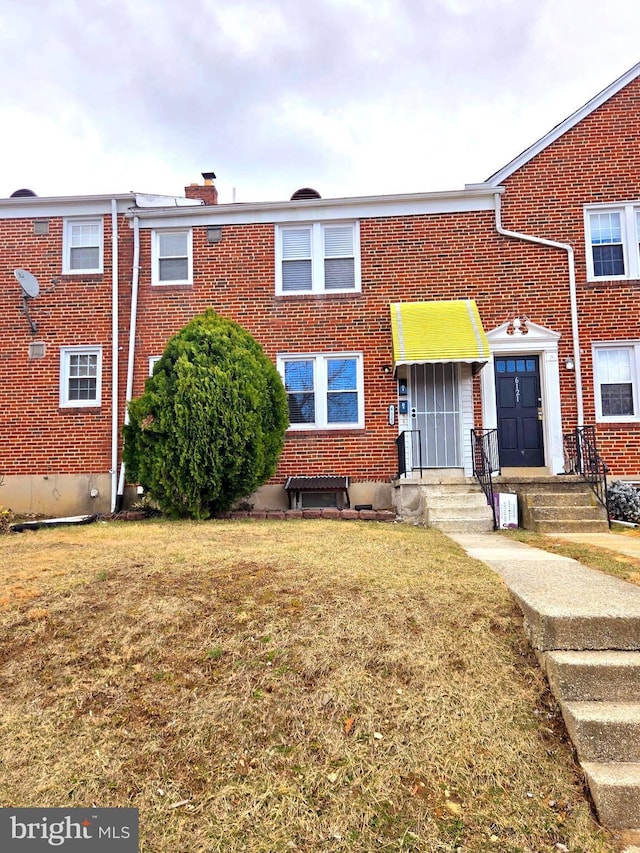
[396,430,422,478]
[563,425,610,525]
[471,428,500,529]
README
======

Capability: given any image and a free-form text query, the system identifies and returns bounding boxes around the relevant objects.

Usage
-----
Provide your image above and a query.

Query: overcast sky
[1,0,639,204]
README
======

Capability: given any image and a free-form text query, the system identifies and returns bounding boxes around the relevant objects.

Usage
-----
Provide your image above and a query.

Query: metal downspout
[110,200,119,512]
[116,214,140,511]
[493,192,584,426]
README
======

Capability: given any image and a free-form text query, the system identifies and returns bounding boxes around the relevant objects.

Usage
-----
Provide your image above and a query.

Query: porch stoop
[495,474,609,532]
[392,476,494,533]
[450,533,640,842]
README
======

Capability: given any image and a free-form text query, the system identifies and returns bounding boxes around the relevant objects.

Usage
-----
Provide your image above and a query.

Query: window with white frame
[276,222,360,294]
[149,355,162,376]
[277,353,364,429]
[152,228,192,285]
[60,346,102,407]
[63,218,103,273]
[593,344,640,421]
[585,204,640,280]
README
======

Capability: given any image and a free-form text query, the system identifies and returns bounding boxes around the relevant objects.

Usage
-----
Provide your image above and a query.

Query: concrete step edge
[544,650,640,701]
[582,762,640,831]
[527,520,610,533]
[561,701,640,762]
[528,506,607,519]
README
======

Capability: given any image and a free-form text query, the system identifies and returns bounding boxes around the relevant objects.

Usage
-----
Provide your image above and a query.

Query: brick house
[2,62,640,519]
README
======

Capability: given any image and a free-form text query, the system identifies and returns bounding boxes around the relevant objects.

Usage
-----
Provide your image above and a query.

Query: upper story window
[63,218,103,274]
[277,352,364,430]
[585,204,640,280]
[593,343,640,422]
[152,228,192,285]
[276,222,360,295]
[59,346,102,408]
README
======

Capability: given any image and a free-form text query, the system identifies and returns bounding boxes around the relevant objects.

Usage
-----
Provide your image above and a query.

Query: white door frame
[480,321,564,474]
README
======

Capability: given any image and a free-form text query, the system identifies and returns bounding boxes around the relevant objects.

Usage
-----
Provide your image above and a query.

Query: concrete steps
[424,491,494,533]
[392,476,494,532]
[544,651,640,835]
[495,475,609,533]
[449,533,640,839]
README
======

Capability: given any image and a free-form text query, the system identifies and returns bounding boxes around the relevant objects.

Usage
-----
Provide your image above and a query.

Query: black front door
[495,355,544,467]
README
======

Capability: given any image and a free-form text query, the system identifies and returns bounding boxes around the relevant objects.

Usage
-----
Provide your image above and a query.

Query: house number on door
[514,376,520,403]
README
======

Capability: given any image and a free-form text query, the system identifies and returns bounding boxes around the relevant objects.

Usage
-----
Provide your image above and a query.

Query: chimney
[185,171,218,205]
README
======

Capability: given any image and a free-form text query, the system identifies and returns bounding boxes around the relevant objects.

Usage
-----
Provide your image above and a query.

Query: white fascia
[0,193,136,219]
[128,186,501,229]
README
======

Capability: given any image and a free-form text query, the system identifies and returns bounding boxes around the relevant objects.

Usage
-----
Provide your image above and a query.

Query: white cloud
[0,0,639,202]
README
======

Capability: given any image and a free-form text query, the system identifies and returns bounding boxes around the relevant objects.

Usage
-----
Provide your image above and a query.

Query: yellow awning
[390,299,490,371]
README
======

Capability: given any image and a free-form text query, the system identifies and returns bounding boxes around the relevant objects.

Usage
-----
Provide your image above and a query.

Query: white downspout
[493,192,584,426]
[116,214,140,509]
[110,200,119,512]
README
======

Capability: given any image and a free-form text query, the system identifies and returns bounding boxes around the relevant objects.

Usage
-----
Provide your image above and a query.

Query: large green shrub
[123,310,288,519]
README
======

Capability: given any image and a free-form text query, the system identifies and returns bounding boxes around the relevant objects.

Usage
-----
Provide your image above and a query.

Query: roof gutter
[493,192,584,426]
[115,214,141,511]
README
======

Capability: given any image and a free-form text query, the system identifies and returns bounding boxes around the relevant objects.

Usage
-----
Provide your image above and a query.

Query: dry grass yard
[0,519,616,852]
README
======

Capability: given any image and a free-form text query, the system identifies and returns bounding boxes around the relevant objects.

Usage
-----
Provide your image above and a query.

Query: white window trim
[63,217,104,274]
[152,228,193,286]
[59,345,103,408]
[593,341,640,423]
[149,355,162,376]
[277,352,365,430]
[275,221,361,295]
[584,203,639,281]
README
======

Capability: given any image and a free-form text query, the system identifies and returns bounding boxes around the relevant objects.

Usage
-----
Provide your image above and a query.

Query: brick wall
[497,74,640,475]
[3,70,640,500]
[0,213,134,477]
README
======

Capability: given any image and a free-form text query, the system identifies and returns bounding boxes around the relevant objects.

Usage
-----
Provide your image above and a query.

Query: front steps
[394,472,609,533]
[392,475,494,533]
[449,534,640,840]
[495,474,609,533]
[545,652,640,833]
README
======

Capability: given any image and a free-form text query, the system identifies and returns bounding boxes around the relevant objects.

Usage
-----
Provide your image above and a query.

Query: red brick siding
[498,74,640,474]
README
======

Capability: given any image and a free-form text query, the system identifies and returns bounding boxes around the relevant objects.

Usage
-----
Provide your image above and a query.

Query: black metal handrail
[471,428,499,529]
[563,425,610,525]
[396,430,422,478]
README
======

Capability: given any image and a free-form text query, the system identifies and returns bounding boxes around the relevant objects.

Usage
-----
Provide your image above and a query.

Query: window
[276,222,360,294]
[277,353,364,429]
[152,228,192,285]
[593,344,640,421]
[585,204,640,280]
[63,218,103,273]
[149,355,162,376]
[60,346,102,407]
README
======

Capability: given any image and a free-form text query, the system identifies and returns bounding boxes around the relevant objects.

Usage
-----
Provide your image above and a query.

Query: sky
[1,0,639,205]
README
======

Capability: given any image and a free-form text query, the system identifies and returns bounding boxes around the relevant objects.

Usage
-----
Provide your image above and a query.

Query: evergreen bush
[606,480,640,524]
[123,310,288,519]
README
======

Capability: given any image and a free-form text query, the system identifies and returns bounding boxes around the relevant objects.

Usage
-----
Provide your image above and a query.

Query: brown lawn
[0,519,616,852]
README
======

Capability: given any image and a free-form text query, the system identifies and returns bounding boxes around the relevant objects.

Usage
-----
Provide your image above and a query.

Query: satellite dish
[14,268,40,298]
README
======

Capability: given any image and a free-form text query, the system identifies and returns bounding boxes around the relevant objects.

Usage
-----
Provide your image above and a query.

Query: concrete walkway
[448,530,640,852]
